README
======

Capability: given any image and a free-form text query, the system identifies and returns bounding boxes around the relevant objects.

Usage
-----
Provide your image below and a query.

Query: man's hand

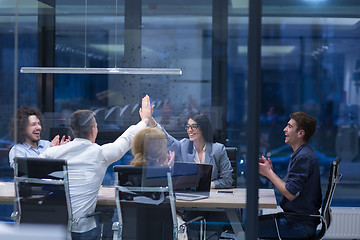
[50,135,60,147]
[50,135,71,147]
[139,95,153,125]
[259,156,273,177]
[60,135,71,145]
[259,156,296,201]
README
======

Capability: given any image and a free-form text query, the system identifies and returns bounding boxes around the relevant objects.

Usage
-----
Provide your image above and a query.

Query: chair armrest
[178,216,206,240]
[180,216,206,227]
[179,215,206,234]
[11,211,19,222]
[112,222,122,240]
[112,221,121,231]
[72,211,105,226]
[274,211,321,219]
[268,211,327,229]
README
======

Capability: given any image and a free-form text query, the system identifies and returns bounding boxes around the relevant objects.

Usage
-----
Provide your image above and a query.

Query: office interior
[0,0,360,239]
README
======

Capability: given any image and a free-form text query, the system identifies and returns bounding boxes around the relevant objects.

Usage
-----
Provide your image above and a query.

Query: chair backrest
[225,147,238,187]
[113,165,177,240]
[13,157,72,230]
[317,156,342,240]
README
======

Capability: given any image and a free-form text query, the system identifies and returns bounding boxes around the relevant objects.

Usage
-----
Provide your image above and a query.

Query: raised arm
[148,112,183,159]
[101,95,152,164]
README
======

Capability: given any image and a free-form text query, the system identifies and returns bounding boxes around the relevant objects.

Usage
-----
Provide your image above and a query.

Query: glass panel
[0,0,38,179]
[257,9,360,206]
[52,1,214,186]
[0,1,39,220]
[54,1,212,131]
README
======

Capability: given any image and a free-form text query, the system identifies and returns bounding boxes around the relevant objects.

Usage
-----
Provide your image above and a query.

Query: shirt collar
[22,141,45,150]
[193,144,206,152]
[291,143,306,159]
[73,138,92,143]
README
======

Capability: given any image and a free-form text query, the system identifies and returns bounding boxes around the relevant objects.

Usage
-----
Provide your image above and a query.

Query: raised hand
[167,150,175,167]
[259,156,273,177]
[60,135,71,145]
[139,95,152,124]
[51,135,71,147]
[50,135,60,147]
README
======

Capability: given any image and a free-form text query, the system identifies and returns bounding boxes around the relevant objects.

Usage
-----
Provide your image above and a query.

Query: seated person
[149,112,233,239]
[9,107,70,168]
[258,112,321,239]
[124,127,184,240]
[130,127,174,167]
[149,112,233,189]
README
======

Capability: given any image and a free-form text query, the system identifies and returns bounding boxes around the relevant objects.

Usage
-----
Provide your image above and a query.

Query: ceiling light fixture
[20,0,182,76]
[20,67,182,75]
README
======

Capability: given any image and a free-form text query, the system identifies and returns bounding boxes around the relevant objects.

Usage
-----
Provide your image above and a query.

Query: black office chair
[112,165,206,240]
[225,147,238,188]
[260,156,343,240]
[12,157,72,239]
[12,157,107,240]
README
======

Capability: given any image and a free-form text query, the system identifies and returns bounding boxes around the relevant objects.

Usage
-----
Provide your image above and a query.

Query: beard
[25,132,40,143]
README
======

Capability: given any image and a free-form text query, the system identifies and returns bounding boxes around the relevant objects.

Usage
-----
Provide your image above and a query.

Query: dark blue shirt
[280,144,322,226]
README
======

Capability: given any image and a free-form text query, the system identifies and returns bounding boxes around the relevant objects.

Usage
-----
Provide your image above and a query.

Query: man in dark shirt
[258,111,322,239]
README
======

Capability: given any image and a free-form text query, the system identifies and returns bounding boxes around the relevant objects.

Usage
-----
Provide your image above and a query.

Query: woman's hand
[167,150,175,167]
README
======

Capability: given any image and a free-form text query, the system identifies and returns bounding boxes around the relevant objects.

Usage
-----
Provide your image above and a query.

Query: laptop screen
[171,162,213,192]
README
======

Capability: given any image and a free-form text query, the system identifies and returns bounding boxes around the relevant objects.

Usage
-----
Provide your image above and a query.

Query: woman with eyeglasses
[150,112,233,189]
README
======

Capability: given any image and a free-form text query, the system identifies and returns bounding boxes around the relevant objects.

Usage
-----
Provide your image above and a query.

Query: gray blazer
[161,126,233,188]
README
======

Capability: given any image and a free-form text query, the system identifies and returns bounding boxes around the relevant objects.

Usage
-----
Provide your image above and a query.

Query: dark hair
[10,107,44,143]
[188,112,213,143]
[69,110,96,139]
[290,111,317,142]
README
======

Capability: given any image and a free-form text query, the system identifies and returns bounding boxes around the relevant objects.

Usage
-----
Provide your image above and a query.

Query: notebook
[171,162,213,201]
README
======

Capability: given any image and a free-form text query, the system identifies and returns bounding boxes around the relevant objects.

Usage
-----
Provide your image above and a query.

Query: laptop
[171,162,213,201]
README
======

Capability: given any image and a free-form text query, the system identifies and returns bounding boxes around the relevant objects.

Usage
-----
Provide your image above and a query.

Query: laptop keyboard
[175,192,208,201]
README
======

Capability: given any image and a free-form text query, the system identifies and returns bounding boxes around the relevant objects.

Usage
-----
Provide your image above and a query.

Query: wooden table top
[0,181,277,209]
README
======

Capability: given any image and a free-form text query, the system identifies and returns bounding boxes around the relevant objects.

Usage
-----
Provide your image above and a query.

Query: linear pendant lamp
[20,67,182,75]
[20,1,182,76]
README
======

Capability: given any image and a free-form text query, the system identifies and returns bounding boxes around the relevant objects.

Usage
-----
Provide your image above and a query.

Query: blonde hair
[130,127,168,166]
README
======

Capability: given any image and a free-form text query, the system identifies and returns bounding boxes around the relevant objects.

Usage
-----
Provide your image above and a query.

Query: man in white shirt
[40,95,152,240]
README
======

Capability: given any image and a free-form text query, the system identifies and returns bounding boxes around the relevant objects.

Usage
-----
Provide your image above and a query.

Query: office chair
[12,157,73,239]
[225,147,238,188]
[260,156,342,240]
[12,157,107,240]
[112,165,206,240]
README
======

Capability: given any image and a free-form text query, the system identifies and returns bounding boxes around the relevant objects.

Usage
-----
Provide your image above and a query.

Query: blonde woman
[129,127,187,239]
[130,127,174,167]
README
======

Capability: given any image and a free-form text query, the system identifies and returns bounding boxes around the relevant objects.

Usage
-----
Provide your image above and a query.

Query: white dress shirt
[40,121,146,233]
[193,145,206,164]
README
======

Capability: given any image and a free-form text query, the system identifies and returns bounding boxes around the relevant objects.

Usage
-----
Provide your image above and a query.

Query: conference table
[100,186,277,239]
[0,181,277,239]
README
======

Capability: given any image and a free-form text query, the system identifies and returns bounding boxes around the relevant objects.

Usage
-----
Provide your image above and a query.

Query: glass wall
[256,11,360,205]
[1,0,360,223]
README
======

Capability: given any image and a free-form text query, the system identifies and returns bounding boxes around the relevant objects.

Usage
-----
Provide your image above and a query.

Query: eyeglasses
[184,124,199,130]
